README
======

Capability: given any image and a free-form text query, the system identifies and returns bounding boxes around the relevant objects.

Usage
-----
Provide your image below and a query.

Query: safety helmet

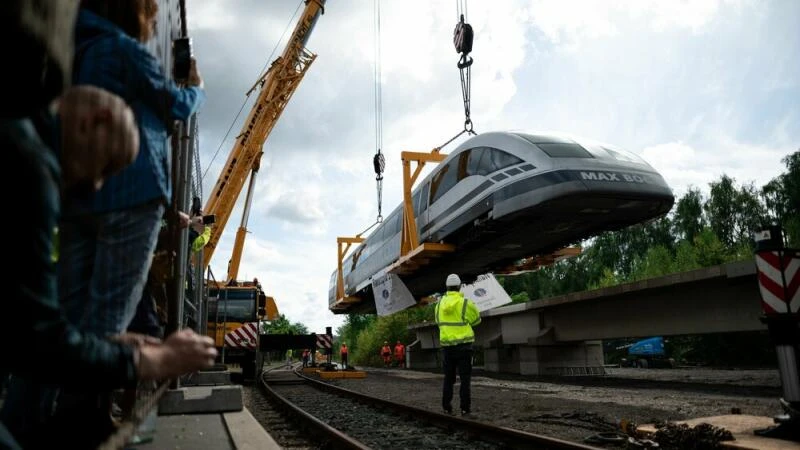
[446,273,461,288]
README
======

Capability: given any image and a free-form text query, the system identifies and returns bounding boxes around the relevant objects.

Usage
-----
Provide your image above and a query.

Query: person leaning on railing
[0,3,217,447]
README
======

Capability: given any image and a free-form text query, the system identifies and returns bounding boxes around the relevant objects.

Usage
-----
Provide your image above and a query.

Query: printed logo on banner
[460,273,512,312]
[371,270,416,316]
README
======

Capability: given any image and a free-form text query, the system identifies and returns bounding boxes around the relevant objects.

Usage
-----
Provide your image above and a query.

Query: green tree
[673,187,705,242]
[261,314,308,335]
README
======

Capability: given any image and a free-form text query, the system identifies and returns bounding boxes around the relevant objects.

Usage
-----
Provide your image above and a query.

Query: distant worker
[394,340,406,368]
[302,349,310,368]
[285,349,293,368]
[435,274,481,416]
[381,341,392,367]
[340,342,349,369]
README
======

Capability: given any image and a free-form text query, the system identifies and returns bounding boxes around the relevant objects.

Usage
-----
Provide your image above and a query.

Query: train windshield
[602,146,649,165]
[536,143,594,158]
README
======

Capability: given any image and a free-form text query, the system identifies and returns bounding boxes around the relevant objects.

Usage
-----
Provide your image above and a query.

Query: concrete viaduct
[407,260,764,375]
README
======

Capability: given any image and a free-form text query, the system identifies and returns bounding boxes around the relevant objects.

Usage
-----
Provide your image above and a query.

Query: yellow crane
[200,1,326,372]
[203,0,327,282]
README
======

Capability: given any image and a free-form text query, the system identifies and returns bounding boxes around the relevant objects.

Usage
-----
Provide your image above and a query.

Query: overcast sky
[187,0,799,335]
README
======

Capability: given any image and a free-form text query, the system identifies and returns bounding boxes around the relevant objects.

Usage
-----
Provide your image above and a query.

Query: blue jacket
[70,9,205,213]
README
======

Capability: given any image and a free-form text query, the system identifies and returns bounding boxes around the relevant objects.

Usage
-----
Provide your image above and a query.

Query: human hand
[191,216,205,234]
[58,85,139,191]
[188,58,204,89]
[178,211,191,229]
[136,329,217,380]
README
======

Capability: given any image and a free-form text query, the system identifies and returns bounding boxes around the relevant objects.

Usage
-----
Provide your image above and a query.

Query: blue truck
[619,336,675,368]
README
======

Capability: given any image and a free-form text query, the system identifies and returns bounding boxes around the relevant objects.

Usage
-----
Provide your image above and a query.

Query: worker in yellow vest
[435,273,481,416]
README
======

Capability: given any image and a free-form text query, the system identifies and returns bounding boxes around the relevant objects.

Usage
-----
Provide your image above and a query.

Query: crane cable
[454,0,476,135]
[372,0,385,224]
[435,0,477,152]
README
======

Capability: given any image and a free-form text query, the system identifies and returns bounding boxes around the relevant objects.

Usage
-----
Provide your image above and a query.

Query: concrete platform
[638,415,800,450]
[131,408,279,450]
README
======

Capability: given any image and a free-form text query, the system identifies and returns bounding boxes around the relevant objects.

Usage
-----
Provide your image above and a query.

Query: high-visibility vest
[435,290,481,346]
[381,345,391,356]
[394,344,405,358]
[340,345,348,355]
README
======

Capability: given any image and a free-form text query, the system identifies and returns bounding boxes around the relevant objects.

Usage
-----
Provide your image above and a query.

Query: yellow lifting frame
[336,236,365,302]
[400,150,447,255]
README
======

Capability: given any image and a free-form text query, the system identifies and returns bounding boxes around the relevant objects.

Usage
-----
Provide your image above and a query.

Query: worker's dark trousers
[341,353,348,368]
[442,343,473,413]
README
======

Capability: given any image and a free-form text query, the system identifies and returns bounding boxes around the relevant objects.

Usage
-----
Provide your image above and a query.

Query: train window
[603,146,647,164]
[412,189,422,217]
[418,183,430,213]
[467,147,523,176]
[467,147,489,176]
[536,143,593,158]
[429,160,458,204]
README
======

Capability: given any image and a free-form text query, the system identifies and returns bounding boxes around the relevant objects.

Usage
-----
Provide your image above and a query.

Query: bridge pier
[483,340,604,375]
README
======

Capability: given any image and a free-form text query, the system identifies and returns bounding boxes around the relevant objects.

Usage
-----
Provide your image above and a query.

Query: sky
[186,0,799,335]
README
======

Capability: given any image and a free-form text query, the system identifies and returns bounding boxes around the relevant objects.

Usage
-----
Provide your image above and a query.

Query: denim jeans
[58,201,164,335]
[442,343,473,413]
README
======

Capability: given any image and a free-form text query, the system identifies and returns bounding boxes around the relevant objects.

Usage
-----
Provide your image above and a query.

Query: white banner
[460,273,512,312]
[372,270,417,316]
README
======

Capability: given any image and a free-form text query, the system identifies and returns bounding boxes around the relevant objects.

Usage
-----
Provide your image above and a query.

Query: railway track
[255,367,601,450]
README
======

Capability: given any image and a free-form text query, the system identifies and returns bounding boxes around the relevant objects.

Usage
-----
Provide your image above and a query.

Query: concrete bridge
[408,260,763,375]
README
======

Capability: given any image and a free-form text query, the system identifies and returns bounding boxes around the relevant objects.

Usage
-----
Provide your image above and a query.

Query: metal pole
[194,249,205,335]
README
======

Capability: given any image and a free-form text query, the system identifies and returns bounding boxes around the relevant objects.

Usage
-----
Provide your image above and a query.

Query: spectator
[0,3,217,446]
[49,0,205,444]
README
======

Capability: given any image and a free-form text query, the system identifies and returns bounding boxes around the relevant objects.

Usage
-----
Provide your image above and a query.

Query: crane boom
[203,0,326,274]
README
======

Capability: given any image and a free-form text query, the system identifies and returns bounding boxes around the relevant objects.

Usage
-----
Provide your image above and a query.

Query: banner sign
[371,270,416,316]
[460,273,512,312]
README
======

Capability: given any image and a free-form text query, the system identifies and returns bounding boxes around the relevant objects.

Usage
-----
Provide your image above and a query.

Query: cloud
[189,0,799,336]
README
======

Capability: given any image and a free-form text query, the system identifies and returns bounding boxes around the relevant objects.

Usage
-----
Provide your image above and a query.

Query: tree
[261,314,308,335]
[704,175,767,249]
[673,187,705,242]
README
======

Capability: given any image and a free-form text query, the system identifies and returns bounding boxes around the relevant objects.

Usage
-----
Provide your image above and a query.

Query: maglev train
[329,131,675,313]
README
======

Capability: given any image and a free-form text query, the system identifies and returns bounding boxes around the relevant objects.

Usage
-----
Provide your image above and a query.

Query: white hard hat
[446,274,461,288]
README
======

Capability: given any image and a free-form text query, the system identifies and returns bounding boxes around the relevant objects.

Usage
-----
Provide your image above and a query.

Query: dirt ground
[323,366,783,446]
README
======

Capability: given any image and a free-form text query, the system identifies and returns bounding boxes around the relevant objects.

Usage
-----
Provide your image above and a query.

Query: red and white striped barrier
[224,322,259,349]
[755,250,800,314]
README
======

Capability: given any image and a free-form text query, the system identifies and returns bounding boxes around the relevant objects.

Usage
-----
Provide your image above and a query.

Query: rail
[257,366,601,449]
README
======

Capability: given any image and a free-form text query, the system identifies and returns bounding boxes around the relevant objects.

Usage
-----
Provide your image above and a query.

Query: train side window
[467,147,489,176]
[456,150,470,181]
[487,147,523,171]
[418,182,430,213]
[467,147,522,176]
[536,143,593,158]
[429,161,457,205]
[412,189,422,217]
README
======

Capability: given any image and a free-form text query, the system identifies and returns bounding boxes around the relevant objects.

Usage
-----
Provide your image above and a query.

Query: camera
[173,37,192,82]
[202,215,216,225]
